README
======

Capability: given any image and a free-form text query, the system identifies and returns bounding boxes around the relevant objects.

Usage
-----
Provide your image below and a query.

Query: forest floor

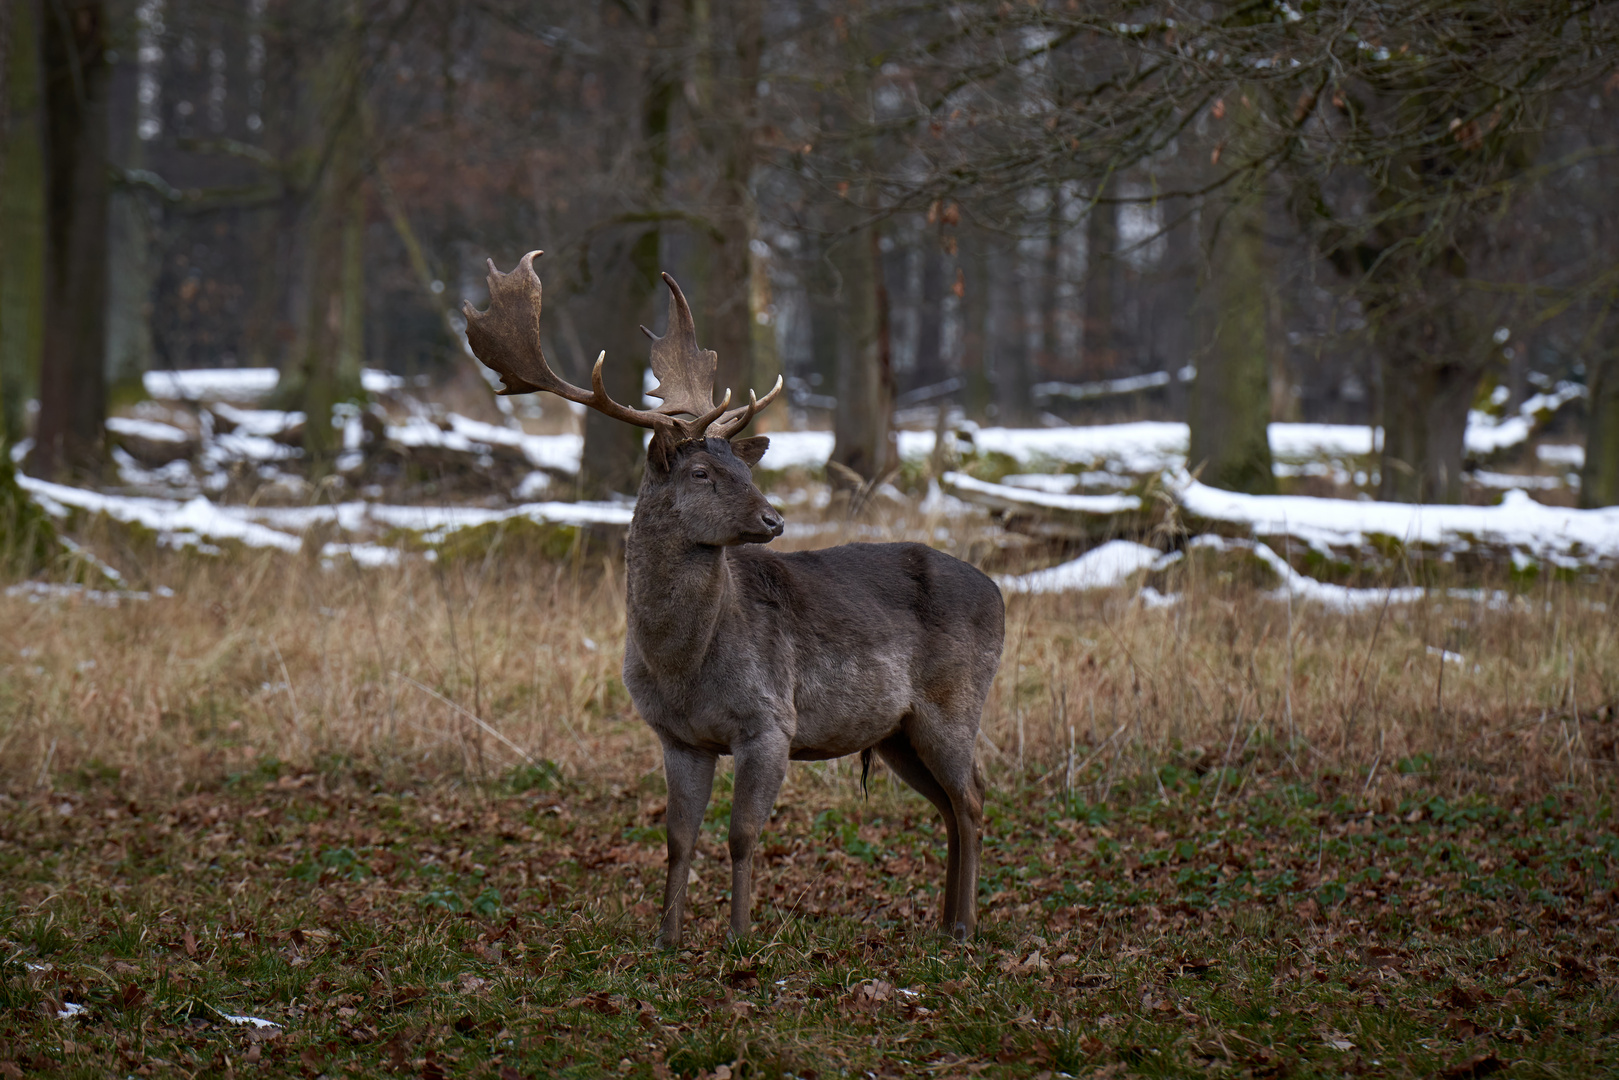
[1,509,1617,1078]
[2,755,1615,1079]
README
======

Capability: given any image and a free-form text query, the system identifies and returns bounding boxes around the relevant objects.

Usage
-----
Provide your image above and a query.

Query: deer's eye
[691,468,708,480]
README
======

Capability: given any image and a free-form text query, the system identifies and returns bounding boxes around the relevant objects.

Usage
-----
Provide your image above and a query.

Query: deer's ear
[647,426,679,477]
[730,436,770,468]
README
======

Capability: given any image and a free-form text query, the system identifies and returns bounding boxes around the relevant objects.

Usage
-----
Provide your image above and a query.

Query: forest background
[1,4,1618,1078]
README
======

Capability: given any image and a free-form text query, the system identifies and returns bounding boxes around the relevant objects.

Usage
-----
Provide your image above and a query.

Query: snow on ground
[1538,444,1585,468]
[20,475,305,554]
[998,540,1167,593]
[1175,477,1619,565]
[1189,534,1427,612]
[106,417,191,444]
[401,414,584,474]
[1470,469,1567,491]
[144,368,280,401]
[144,367,402,401]
[993,532,1495,612]
[16,474,631,563]
[942,472,1142,514]
[5,581,163,606]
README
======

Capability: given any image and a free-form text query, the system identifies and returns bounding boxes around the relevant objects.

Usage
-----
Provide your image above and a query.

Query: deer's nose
[760,508,785,536]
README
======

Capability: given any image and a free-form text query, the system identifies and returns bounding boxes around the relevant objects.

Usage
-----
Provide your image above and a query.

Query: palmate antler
[462,251,781,441]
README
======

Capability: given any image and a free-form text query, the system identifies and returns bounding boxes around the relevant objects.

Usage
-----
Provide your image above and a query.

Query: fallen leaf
[723,967,760,991]
[1441,1053,1504,1079]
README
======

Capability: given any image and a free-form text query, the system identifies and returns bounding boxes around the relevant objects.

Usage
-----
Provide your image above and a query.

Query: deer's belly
[624,670,790,754]
[787,665,912,758]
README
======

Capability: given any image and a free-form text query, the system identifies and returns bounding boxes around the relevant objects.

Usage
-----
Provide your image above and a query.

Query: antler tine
[677,389,733,441]
[709,375,785,439]
[643,273,724,420]
[463,251,668,430]
[587,352,675,431]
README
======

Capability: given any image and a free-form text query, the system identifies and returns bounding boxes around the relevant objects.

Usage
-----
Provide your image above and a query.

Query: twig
[391,672,537,768]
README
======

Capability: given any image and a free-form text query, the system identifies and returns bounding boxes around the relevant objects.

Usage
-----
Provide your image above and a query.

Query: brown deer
[463,251,1005,944]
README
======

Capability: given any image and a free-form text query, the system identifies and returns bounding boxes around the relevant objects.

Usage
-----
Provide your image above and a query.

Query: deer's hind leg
[876,733,961,929]
[899,705,985,940]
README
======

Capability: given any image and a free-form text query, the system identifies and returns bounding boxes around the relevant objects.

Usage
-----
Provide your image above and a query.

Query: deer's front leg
[657,737,717,949]
[727,732,790,940]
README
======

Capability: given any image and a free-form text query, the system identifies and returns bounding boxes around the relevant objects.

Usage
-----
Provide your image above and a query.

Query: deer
[462,251,1005,945]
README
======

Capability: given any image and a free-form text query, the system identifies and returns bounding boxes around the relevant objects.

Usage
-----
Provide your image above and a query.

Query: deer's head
[644,433,784,546]
[462,251,785,545]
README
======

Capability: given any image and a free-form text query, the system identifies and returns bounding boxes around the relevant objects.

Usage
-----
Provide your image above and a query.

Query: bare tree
[847,0,1619,500]
[33,0,112,480]
[0,0,45,448]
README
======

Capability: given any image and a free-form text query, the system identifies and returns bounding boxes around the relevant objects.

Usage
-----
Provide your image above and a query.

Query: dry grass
[3,510,1617,1078]
[2,507,1614,800]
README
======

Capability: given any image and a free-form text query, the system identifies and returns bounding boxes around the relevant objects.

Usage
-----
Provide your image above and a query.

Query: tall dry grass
[0,507,1615,801]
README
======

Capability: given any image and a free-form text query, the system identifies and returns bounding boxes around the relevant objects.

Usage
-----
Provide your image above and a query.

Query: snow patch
[145,367,402,401]
[999,540,1163,594]
[1174,477,1619,564]
[106,416,191,443]
[1537,444,1585,468]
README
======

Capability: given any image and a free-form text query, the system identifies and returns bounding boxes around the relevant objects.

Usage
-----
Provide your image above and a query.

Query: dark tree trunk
[697,0,763,409]
[1366,286,1483,505]
[958,229,992,422]
[284,30,366,469]
[1377,352,1477,505]
[914,246,946,389]
[805,231,839,410]
[579,230,662,499]
[1188,189,1275,495]
[829,225,895,482]
[1579,348,1619,509]
[1082,174,1117,379]
[1,0,45,446]
[1037,188,1064,384]
[989,239,1031,424]
[104,1,153,396]
[33,0,110,480]
[0,0,53,569]
[579,3,676,498]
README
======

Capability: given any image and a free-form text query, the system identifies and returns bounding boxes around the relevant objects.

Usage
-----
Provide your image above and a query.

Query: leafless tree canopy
[1,0,1617,502]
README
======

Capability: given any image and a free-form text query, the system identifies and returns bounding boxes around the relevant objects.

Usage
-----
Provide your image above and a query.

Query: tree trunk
[989,238,1032,424]
[579,3,676,498]
[579,229,663,499]
[958,228,992,422]
[0,0,52,568]
[915,246,946,390]
[1370,291,1482,505]
[1,0,45,446]
[1082,174,1117,380]
[747,223,780,424]
[1579,347,1618,509]
[830,225,895,482]
[693,0,763,410]
[104,3,153,398]
[1188,188,1276,495]
[285,68,366,468]
[1037,188,1064,384]
[33,0,110,480]
[1376,353,1476,504]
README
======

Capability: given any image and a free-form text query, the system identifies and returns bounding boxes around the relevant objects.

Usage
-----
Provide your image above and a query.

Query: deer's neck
[624,502,731,673]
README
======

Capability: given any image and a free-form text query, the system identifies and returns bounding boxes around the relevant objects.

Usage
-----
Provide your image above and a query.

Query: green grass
[0,764,1614,1078]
